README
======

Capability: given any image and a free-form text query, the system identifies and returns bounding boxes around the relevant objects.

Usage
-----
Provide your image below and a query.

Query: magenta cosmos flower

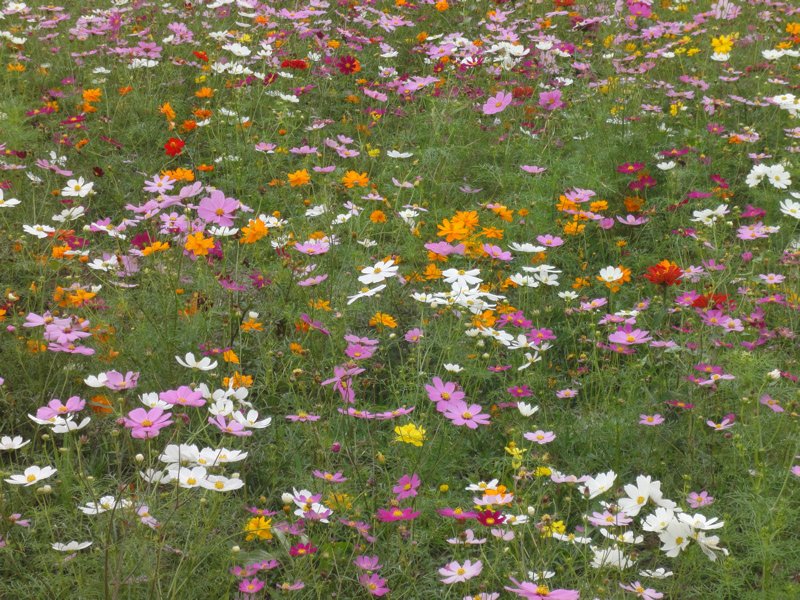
[392,473,420,500]
[239,579,265,595]
[123,407,173,439]
[197,189,239,227]
[608,325,653,346]
[538,89,565,111]
[441,400,491,429]
[482,91,512,115]
[376,507,420,522]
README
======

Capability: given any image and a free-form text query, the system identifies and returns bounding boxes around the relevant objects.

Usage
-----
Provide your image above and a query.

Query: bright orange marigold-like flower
[369,312,397,328]
[287,169,311,187]
[184,231,214,256]
[341,171,369,188]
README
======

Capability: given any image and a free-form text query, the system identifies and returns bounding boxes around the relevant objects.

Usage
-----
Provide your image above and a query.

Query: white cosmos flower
[23,224,55,238]
[84,373,108,388]
[232,410,272,429]
[5,465,57,486]
[442,268,482,288]
[766,164,792,189]
[175,352,218,371]
[580,470,617,498]
[0,190,20,208]
[78,496,132,515]
[517,402,539,417]
[779,196,800,219]
[658,520,692,557]
[358,260,398,285]
[52,541,93,552]
[597,266,624,283]
[61,177,94,198]
[347,284,386,305]
[386,150,413,158]
[639,568,674,579]
[0,435,30,450]
[177,466,207,488]
[443,363,463,373]
[201,474,244,492]
[590,545,633,569]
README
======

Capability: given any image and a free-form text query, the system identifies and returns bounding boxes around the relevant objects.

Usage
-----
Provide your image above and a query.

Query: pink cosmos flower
[286,413,321,423]
[504,578,579,599]
[482,243,512,261]
[639,414,664,426]
[687,491,714,508]
[620,581,663,599]
[556,389,578,399]
[759,394,784,413]
[538,89,565,111]
[123,407,173,439]
[608,325,653,346]
[482,91,512,115]
[354,555,382,571]
[392,473,420,500]
[520,165,547,174]
[439,559,482,584]
[239,579,265,595]
[159,386,206,407]
[36,396,86,420]
[105,370,139,390]
[197,189,239,227]
[208,414,252,436]
[425,377,465,405]
[524,430,556,444]
[359,573,389,597]
[536,234,564,247]
[376,507,420,522]
[313,470,347,483]
[441,400,491,429]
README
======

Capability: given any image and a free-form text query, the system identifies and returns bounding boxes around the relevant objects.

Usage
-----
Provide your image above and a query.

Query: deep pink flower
[538,89,565,111]
[239,579,265,595]
[376,507,420,522]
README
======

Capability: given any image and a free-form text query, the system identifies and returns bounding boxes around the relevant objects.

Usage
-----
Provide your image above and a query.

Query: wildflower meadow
[1,0,800,598]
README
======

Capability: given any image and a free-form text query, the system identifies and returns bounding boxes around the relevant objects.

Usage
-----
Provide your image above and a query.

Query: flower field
[1,0,799,598]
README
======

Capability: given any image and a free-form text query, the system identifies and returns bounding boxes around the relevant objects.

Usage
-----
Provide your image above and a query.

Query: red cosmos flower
[475,510,505,527]
[193,50,208,62]
[336,55,361,75]
[692,293,733,310]
[281,59,308,70]
[644,260,683,286]
[164,137,185,157]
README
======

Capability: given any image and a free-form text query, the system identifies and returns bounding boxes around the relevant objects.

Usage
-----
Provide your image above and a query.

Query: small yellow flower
[394,423,426,447]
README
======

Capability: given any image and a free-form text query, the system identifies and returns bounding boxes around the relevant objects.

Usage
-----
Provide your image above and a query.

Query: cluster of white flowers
[746,164,792,189]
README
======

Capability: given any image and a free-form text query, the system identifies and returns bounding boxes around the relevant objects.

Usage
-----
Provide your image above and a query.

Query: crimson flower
[644,260,683,286]
[164,137,185,157]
